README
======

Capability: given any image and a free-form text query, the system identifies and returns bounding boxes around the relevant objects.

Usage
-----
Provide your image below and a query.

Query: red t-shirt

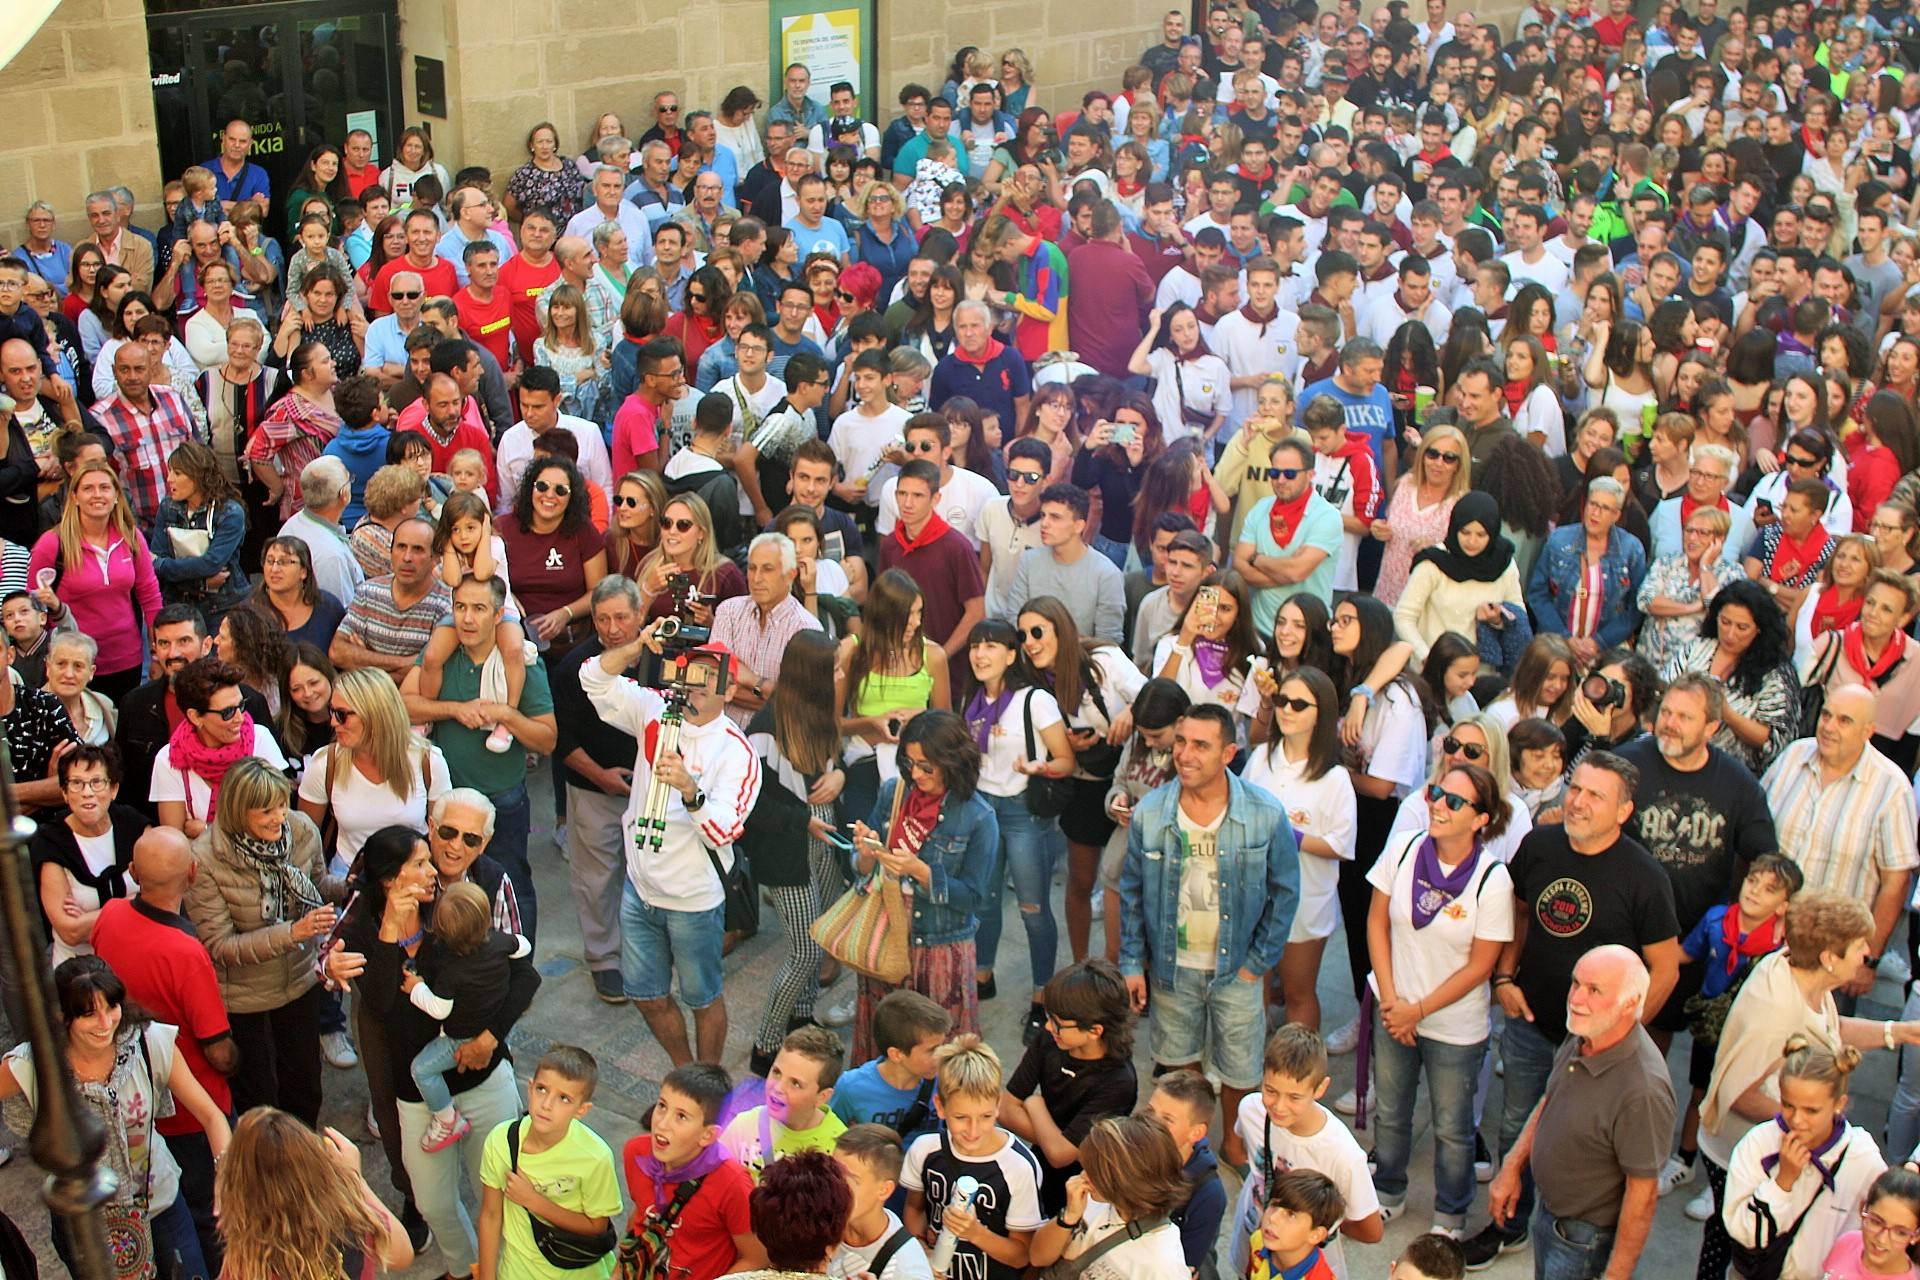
[612,395,663,475]
[1592,12,1638,47]
[498,252,564,364]
[497,513,606,617]
[368,255,461,316]
[342,162,383,199]
[878,526,985,648]
[455,286,515,370]
[620,1136,754,1280]
[90,898,233,1137]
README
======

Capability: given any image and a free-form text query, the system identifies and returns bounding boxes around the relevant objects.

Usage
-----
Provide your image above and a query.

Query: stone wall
[0,0,162,248]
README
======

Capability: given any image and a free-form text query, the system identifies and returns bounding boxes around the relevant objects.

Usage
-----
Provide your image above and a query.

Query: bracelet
[1887,1020,1899,1051]
[562,604,573,621]
[1491,974,1515,988]
[1354,683,1377,704]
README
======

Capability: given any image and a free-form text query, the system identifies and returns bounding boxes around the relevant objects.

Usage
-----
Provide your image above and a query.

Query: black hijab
[1410,490,1515,583]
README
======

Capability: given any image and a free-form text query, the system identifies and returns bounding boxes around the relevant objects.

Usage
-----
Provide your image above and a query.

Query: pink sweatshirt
[29,529,163,677]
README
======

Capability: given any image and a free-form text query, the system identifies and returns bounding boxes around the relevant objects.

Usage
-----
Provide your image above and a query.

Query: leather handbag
[811,782,912,982]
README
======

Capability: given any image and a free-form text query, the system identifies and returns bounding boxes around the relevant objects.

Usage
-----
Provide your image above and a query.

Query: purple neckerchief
[1759,1114,1848,1192]
[637,1140,731,1210]
[1410,835,1484,928]
[964,687,1015,751]
[1193,638,1230,688]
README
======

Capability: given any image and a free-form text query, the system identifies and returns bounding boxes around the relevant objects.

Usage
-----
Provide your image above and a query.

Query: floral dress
[1661,638,1800,773]
[534,338,612,426]
[1375,484,1457,605]
[506,161,583,222]
[1635,551,1740,669]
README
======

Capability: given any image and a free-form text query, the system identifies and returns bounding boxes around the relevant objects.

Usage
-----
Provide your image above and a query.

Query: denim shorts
[1150,964,1266,1090]
[620,885,726,1008]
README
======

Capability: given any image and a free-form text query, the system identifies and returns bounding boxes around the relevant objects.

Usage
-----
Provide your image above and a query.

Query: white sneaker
[321,1031,359,1069]
[1332,1086,1369,1118]
[1377,1196,1403,1222]
[1684,1186,1716,1222]
[1429,1223,1464,1241]
[817,986,859,1028]
[1658,1154,1697,1196]
[1883,951,1913,987]
[1475,1135,1495,1183]
[553,822,569,855]
[1325,1017,1360,1055]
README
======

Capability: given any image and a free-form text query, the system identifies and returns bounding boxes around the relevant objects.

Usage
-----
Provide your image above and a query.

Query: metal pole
[0,738,117,1279]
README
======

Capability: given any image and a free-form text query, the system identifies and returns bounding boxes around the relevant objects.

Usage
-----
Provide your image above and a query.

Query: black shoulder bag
[507,1118,620,1270]
[1727,1147,1848,1280]
[1022,690,1072,819]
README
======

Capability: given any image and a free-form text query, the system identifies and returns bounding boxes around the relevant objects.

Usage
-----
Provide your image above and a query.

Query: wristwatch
[685,788,706,811]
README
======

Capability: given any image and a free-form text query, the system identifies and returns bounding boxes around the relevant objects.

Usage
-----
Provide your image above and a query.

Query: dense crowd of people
[19,0,1920,1277]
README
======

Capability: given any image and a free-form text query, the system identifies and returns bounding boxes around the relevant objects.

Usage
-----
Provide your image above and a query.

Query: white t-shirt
[977,688,1063,798]
[875,467,1000,546]
[1146,348,1234,445]
[1312,450,1364,591]
[1500,248,1571,295]
[1175,801,1226,970]
[1065,648,1150,778]
[1068,1200,1190,1280]
[1239,745,1356,942]
[1364,829,1515,1045]
[49,830,119,965]
[297,742,452,873]
[1150,635,1248,712]
[1230,1096,1380,1280]
[829,404,912,505]
[1357,682,1428,799]
[151,729,290,821]
[977,497,1044,617]
[830,1210,934,1280]
[810,556,852,597]
[1389,784,1534,864]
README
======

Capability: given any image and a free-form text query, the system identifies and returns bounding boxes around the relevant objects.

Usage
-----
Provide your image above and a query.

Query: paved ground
[2,760,1914,1278]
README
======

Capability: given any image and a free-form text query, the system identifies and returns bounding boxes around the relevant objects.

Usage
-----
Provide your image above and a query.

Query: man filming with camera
[580,618,761,1067]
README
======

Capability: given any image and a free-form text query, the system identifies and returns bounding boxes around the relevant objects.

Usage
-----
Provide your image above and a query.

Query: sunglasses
[1265,467,1304,480]
[205,703,245,721]
[613,494,646,509]
[663,516,699,533]
[1274,695,1315,713]
[1785,453,1820,468]
[687,291,707,303]
[533,480,571,496]
[1009,469,1045,485]
[836,290,857,302]
[389,290,422,300]
[1025,625,1050,641]
[436,824,485,849]
[906,756,940,776]
[329,706,357,724]
[1442,735,1487,760]
[904,439,941,454]
[1426,783,1475,812]
[659,105,681,113]
[1428,449,1462,464]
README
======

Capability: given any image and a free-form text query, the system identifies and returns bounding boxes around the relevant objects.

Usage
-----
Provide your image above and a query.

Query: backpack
[613,1176,707,1280]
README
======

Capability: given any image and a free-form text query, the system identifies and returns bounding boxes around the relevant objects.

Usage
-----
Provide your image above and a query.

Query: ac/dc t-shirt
[1613,738,1778,934]
[901,1128,1045,1280]
[1506,825,1680,1044]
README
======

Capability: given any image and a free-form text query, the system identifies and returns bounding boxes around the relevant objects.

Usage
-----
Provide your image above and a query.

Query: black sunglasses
[206,703,245,721]
[1426,783,1475,811]
[390,290,422,300]
[1442,735,1487,761]
[1009,469,1045,485]
[1428,449,1462,464]
[1785,453,1821,468]
[1274,695,1315,713]
[436,824,485,849]
[1025,625,1050,640]
[904,440,941,453]
[613,494,645,509]
[329,706,356,724]
[1265,467,1304,480]
[533,480,571,496]
[663,516,699,533]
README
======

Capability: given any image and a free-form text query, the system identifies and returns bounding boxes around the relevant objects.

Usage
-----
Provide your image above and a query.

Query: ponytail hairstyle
[1778,1032,1862,1103]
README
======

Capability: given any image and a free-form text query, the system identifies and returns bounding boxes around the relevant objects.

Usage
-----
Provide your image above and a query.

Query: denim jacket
[147,495,251,618]
[867,779,1000,947]
[1117,772,1300,989]
[1525,524,1647,648]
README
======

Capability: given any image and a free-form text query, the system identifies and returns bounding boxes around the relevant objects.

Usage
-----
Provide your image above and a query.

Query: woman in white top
[1723,1036,1886,1280]
[152,656,291,839]
[1502,332,1565,456]
[1030,1116,1191,1280]
[297,668,449,875]
[1128,303,1233,447]
[964,619,1075,1039]
[42,630,116,746]
[1240,667,1356,1033]
[1365,760,1514,1235]
[1583,318,1659,455]
[1388,712,1534,864]
[1391,491,1527,665]
[30,744,145,965]
[1326,593,1432,1054]
[1151,570,1258,727]
[1484,634,1578,731]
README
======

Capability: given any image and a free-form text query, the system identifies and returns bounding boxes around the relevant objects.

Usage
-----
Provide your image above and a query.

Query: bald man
[92,823,237,1270]
[1,335,98,545]
[1487,944,1674,1280]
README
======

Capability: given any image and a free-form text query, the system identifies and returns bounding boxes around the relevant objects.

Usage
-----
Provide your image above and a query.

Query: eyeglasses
[1265,467,1304,480]
[647,367,687,381]
[533,480,571,497]
[65,777,111,792]
[205,703,245,721]
[905,756,940,776]
[1870,519,1907,533]
[1688,467,1729,481]
[1044,1013,1082,1033]
[663,516,699,533]
[329,706,357,724]
[436,824,485,849]
[262,554,303,568]
[1009,469,1045,485]
[735,342,769,356]
[1426,782,1476,812]
[613,495,646,509]
[1428,449,1462,464]
[1863,1209,1920,1243]
[1329,613,1358,630]
[1442,735,1488,761]
[1274,695,1315,713]
[389,290,422,300]
[1683,525,1717,537]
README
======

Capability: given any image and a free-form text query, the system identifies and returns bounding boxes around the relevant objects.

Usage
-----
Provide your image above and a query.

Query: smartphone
[310,889,360,981]
[1195,585,1221,630]
[821,830,856,856]
[821,530,846,563]
[1111,422,1137,446]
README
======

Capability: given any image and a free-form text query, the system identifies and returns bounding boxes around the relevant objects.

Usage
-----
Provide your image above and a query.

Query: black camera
[656,571,712,650]
[1582,673,1627,711]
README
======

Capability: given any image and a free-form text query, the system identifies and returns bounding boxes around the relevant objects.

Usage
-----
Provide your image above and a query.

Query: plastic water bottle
[928,1175,980,1279]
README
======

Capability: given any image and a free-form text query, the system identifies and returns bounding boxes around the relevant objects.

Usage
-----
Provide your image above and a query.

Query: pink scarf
[167,712,258,821]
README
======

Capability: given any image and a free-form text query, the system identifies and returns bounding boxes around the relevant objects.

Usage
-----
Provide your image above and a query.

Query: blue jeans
[1091,534,1129,570]
[487,781,534,943]
[973,792,1059,990]
[1495,1015,1563,1235]
[1370,1015,1486,1225]
[410,1033,473,1113]
[1149,965,1267,1090]
[1531,1205,1614,1280]
[620,884,726,1008]
[1890,986,1920,1160]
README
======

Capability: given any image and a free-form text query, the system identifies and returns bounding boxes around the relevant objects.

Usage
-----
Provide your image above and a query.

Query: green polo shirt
[424,646,555,796]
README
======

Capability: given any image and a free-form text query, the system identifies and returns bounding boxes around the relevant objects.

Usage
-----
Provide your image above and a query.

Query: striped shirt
[708,594,823,727]
[1761,738,1918,901]
[337,575,452,661]
[94,386,198,527]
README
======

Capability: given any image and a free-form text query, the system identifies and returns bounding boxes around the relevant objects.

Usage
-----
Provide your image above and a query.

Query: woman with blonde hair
[1637,502,1739,668]
[1029,1115,1190,1274]
[215,1108,412,1280]
[1373,424,1472,605]
[635,491,747,623]
[533,280,609,424]
[999,49,1035,114]
[296,666,450,873]
[605,469,667,579]
[28,459,162,699]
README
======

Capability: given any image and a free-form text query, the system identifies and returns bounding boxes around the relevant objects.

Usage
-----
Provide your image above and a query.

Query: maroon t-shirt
[879,527,985,647]
[1067,240,1155,379]
[496,514,607,619]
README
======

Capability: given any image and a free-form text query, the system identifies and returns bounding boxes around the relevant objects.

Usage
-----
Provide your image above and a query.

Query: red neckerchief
[1417,147,1452,166]
[1844,620,1909,683]
[1363,261,1396,283]
[1540,331,1557,353]
[1767,522,1829,583]
[1418,241,1448,260]
[812,303,837,333]
[1680,493,1730,524]
[1392,289,1427,315]
[887,784,946,856]
[953,338,1007,369]
[1811,587,1863,639]
[1719,909,1783,979]
[1193,302,1223,328]
[1239,163,1276,187]
[892,510,955,554]
[1394,365,1418,395]
[1238,302,1278,334]
[1267,488,1313,547]
[1485,303,1510,321]
[1801,124,1826,159]
[1300,351,1338,384]
[1114,177,1145,197]
[1502,378,1530,417]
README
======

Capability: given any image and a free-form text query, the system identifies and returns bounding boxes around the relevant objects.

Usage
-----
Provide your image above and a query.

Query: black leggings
[1343,793,1399,999]
[1697,1157,1732,1280]
[226,983,324,1128]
